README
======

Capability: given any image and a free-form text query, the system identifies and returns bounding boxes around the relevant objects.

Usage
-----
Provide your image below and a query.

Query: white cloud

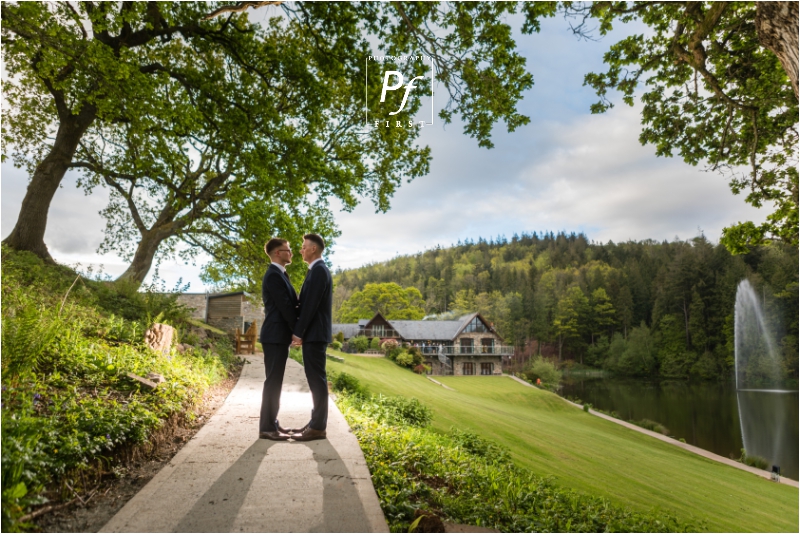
[328,104,768,270]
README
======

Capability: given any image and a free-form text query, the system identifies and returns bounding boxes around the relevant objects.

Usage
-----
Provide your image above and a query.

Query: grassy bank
[326,352,798,532]
[1,249,240,531]
[335,389,689,533]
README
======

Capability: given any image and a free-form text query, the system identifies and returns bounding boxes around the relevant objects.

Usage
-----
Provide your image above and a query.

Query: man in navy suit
[258,237,299,440]
[290,233,333,441]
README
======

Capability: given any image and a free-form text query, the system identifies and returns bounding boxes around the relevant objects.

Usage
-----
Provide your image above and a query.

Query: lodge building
[332,312,513,376]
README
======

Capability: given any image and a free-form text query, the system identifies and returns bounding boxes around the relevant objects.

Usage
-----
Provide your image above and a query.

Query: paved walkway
[505,374,799,488]
[102,356,388,532]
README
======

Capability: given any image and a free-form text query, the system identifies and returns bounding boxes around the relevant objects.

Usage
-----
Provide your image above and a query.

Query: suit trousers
[302,341,328,431]
[259,343,289,433]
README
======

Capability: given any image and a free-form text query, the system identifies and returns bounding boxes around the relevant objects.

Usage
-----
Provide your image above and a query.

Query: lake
[559,375,799,480]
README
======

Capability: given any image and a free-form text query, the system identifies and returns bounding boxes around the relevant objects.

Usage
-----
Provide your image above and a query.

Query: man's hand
[291,335,302,347]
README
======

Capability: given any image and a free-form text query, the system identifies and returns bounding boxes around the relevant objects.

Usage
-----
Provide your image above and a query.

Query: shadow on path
[301,439,373,533]
[174,440,275,532]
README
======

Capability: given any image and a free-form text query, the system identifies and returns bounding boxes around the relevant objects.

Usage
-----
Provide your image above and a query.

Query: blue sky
[1,10,767,290]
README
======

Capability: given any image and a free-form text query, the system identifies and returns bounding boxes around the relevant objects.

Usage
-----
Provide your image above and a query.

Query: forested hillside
[333,232,798,383]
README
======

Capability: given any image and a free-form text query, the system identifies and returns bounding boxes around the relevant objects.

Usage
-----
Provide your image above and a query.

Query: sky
[1,8,768,291]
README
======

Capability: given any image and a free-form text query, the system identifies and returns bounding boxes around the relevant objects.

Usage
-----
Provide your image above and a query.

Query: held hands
[291,335,303,347]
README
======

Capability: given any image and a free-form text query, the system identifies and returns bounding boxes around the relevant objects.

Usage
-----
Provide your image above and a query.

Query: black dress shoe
[259,430,290,441]
[292,427,327,441]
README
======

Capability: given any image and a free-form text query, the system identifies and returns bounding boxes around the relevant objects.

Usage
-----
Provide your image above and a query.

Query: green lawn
[326,352,798,532]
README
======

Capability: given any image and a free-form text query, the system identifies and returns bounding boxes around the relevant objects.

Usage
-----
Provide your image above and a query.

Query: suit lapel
[274,265,297,298]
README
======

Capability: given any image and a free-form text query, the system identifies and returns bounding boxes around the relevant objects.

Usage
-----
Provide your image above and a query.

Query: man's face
[300,239,317,264]
[272,244,293,266]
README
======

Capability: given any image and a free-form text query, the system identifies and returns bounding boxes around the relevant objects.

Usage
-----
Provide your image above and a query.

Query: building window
[481,363,493,375]
[463,316,488,333]
[460,338,474,354]
[463,362,475,375]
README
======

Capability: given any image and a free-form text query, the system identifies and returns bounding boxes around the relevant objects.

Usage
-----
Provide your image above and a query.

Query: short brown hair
[265,238,288,256]
[303,233,325,252]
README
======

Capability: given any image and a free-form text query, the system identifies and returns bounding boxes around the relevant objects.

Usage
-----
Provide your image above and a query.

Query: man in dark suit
[258,237,299,440]
[290,233,333,441]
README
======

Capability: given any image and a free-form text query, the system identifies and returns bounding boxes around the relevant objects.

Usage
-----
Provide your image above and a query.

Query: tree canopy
[2,1,541,283]
[568,1,798,252]
[337,282,425,322]
[333,232,798,383]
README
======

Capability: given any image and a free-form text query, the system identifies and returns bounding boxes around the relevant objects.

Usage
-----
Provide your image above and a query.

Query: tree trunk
[2,105,97,259]
[756,2,799,99]
[116,227,174,287]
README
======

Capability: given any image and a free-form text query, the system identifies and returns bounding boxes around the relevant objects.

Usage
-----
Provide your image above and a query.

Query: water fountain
[734,279,798,479]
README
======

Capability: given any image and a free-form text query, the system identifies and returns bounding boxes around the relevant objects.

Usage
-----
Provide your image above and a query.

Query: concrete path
[102,356,388,533]
[505,374,799,488]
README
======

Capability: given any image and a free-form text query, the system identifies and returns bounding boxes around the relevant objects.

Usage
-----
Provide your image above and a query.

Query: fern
[2,306,61,375]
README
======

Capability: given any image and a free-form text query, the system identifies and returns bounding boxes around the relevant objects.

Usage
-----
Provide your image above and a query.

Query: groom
[290,233,333,441]
[258,238,298,441]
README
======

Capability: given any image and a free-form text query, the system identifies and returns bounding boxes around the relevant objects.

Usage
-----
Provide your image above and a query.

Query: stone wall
[451,356,503,376]
[175,293,207,320]
[455,331,504,349]
[242,296,264,334]
[423,356,503,376]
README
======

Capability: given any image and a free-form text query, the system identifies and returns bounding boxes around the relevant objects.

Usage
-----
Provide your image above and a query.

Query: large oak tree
[2,1,540,282]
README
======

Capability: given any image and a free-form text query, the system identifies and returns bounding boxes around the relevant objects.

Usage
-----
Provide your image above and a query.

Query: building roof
[334,312,502,342]
[332,324,361,339]
[386,313,478,341]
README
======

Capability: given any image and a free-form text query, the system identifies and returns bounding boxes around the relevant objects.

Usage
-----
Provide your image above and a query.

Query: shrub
[331,340,343,351]
[450,428,511,464]
[350,336,369,353]
[369,337,381,351]
[395,351,414,368]
[739,449,769,470]
[631,419,670,436]
[413,364,430,375]
[329,371,368,397]
[525,358,562,385]
[335,331,345,344]
[383,340,402,361]
[343,394,432,427]
[407,347,423,366]
[381,339,400,355]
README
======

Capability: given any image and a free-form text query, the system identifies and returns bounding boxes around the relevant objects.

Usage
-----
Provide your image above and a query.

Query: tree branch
[203,1,282,21]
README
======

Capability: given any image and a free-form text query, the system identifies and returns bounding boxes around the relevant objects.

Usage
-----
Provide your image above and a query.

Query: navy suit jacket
[294,260,333,343]
[260,264,299,345]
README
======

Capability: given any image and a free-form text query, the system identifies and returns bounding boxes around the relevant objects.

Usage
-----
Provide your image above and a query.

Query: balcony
[356,327,400,338]
[419,345,514,356]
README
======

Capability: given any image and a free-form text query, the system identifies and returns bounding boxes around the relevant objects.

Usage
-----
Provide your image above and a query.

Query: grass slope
[326,352,798,532]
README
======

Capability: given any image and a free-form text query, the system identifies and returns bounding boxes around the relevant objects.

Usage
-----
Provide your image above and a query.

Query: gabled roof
[387,313,476,341]
[452,312,503,341]
[334,312,503,342]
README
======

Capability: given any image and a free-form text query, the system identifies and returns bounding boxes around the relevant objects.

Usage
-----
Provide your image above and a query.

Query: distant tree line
[333,232,798,382]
